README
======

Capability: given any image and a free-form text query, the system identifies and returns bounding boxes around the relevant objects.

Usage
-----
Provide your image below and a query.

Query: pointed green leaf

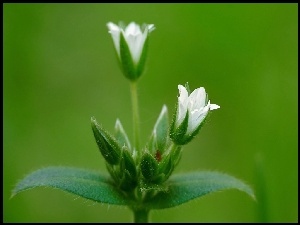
[11,167,128,205]
[143,171,255,209]
[114,119,132,150]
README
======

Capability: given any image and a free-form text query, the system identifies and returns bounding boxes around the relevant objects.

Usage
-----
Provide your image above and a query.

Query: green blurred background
[3,3,298,222]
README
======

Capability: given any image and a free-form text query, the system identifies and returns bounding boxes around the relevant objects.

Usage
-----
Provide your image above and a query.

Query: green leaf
[11,167,128,206]
[143,171,255,209]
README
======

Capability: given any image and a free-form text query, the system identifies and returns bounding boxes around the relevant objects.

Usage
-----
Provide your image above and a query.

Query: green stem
[130,81,140,155]
[255,153,268,222]
[169,142,182,167]
[133,209,149,223]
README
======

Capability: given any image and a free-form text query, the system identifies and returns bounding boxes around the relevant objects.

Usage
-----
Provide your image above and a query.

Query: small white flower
[176,84,220,135]
[107,21,155,65]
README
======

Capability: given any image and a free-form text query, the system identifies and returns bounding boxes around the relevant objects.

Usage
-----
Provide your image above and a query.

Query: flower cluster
[91,21,220,193]
[12,21,255,224]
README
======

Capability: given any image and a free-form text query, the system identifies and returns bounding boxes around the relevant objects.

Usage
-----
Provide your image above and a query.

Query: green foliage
[143,171,255,209]
[11,167,128,205]
[4,4,297,222]
[12,168,254,212]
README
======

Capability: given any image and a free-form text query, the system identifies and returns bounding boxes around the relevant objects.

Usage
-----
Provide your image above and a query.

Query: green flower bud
[147,105,169,154]
[120,147,137,179]
[91,117,121,165]
[140,152,158,181]
[114,119,132,151]
[105,163,118,184]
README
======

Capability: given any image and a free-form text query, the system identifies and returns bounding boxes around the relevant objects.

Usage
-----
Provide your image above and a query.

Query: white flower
[176,84,220,135]
[107,22,155,65]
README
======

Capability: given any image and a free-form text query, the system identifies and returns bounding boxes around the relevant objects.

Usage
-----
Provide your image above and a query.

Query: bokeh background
[3,3,298,222]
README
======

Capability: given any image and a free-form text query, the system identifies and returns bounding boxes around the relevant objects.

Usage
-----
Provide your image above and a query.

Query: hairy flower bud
[91,117,121,165]
[170,84,220,145]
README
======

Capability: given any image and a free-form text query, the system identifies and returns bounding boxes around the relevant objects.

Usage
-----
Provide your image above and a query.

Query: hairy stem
[133,208,149,223]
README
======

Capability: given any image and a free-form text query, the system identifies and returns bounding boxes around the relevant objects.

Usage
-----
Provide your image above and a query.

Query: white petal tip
[210,104,220,110]
[162,104,168,112]
[147,24,156,32]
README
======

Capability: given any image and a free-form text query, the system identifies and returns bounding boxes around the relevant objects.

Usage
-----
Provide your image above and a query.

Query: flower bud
[91,117,121,165]
[117,147,138,191]
[140,152,158,181]
[107,21,155,81]
[170,84,220,145]
[147,105,169,154]
[120,147,137,179]
[114,119,131,151]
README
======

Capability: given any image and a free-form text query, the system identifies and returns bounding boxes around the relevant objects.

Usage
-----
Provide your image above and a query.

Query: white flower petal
[125,33,140,63]
[176,102,187,127]
[147,24,155,32]
[188,105,209,134]
[178,85,189,105]
[176,85,189,126]
[107,22,121,56]
[209,104,220,110]
[107,22,120,32]
[188,87,206,111]
[125,22,141,35]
